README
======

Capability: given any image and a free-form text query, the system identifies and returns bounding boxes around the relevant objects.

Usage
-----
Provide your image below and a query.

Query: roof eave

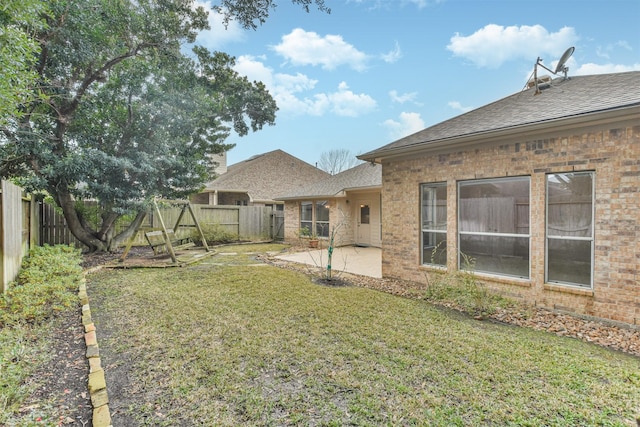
[344,185,382,193]
[359,105,640,163]
[276,190,347,201]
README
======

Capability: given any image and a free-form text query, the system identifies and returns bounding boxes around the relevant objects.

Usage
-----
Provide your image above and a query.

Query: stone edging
[79,267,112,427]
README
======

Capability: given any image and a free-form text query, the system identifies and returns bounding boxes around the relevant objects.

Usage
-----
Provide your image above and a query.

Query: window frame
[420,182,447,267]
[300,201,313,236]
[299,200,330,238]
[457,176,531,279]
[545,171,595,289]
[315,200,330,238]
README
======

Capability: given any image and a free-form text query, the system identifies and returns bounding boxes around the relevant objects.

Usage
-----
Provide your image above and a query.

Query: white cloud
[575,62,640,75]
[447,24,579,68]
[274,72,318,93]
[352,0,443,7]
[234,56,375,117]
[382,112,425,140]
[389,90,420,105]
[325,82,377,117]
[193,2,245,50]
[407,0,432,7]
[597,40,633,59]
[447,101,473,113]
[271,28,368,71]
[234,55,274,85]
[381,41,402,63]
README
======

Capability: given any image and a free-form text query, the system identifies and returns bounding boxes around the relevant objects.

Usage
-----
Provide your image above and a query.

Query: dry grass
[89,244,640,426]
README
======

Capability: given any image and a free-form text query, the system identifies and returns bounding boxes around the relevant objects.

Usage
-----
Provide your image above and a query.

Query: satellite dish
[529,46,575,94]
[554,46,575,75]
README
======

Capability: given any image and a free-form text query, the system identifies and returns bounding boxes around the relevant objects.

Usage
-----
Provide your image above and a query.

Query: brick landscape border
[80,268,112,427]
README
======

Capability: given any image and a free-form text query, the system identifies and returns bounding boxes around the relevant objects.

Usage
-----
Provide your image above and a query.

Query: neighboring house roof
[278,162,381,200]
[360,71,640,162]
[203,149,330,203]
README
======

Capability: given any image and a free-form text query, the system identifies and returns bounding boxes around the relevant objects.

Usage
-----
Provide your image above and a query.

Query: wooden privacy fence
[1,180,37,292]
[39,203,279,249]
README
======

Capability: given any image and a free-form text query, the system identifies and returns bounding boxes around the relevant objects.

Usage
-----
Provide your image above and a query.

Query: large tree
[0,0,48,125]
[0,0,327,252]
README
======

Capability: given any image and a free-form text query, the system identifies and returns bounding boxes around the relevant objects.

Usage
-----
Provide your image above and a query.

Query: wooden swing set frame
[118,198,211,265]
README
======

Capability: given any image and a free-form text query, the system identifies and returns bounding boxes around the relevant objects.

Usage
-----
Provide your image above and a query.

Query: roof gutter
[358,105,640,163]
[276,190,347,201]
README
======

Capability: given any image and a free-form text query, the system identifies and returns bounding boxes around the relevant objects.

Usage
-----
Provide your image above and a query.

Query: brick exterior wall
[283,199,354,246]
[381,123,640,325]
[283,201,303,244]
[283,197,365,247]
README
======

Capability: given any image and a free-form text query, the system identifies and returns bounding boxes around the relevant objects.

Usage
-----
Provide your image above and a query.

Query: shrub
[191,223,239,246]
[423,254,512,318]
[0,245,83,327]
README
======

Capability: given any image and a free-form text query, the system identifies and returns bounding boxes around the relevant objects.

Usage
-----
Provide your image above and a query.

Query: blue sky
[194,0,640,167]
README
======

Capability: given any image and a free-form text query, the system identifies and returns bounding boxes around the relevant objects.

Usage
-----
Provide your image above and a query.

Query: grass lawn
[89,244,640,426]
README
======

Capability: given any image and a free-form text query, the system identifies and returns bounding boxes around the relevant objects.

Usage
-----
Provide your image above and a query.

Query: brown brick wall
[382,123,640,325]
[283,198,360,247]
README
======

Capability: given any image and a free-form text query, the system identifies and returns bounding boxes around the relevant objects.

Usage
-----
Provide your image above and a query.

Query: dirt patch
[20,310,93,426]
[311,277,351,287]
[80,246,150,269]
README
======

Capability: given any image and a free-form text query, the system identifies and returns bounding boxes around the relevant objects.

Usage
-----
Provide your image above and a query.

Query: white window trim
[545,172,595,289]
[457,176,531,279]
[420,183,447,266]
[299,200,330,238]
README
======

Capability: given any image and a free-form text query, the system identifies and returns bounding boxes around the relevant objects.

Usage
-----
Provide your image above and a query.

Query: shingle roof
[204,149,330,202]
[360,71,640,161]
[278,162,381,200]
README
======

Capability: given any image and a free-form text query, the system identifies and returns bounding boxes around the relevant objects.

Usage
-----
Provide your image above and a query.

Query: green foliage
[423,254,512,317]
[0,244,81,426]
[298,226,311,237]
[191,223,238,246]
[1,0,279,251]
[0,0,49,126]
[215,0,330,30]
[0,245,82,327]
[0,325,54,426]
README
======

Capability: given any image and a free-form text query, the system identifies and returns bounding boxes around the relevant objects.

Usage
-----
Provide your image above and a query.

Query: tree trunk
[56,189,108,252]
[110,211,147,251]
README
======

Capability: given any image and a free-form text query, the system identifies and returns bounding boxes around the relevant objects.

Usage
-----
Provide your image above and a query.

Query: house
[278,162,382,247]
[192,150,330,208]
[359,71,640,325]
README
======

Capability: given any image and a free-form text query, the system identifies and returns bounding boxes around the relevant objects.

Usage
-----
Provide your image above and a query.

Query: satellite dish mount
[531,46,575,94]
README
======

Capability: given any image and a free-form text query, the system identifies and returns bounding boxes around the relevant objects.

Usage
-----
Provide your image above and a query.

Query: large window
[458,177,530,278]
[546,172,594,288]
[421,183,447,266]
[300,200,330,238]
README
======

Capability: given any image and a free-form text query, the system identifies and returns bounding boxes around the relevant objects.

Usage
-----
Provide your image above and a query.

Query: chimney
[212,152,227,175]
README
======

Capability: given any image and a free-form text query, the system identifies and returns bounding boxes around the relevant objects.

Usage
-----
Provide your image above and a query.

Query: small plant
[191,223,238,246]
[0,245,83,327]
[298,226,319,248]
[0,244,83,426]
[424,253,512,319]
[298,226,311,238]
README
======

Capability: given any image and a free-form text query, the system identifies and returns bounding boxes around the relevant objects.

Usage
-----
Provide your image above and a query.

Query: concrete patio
[275,246,382,278]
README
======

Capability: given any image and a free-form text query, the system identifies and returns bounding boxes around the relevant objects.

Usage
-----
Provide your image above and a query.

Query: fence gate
[272,210,285,241]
